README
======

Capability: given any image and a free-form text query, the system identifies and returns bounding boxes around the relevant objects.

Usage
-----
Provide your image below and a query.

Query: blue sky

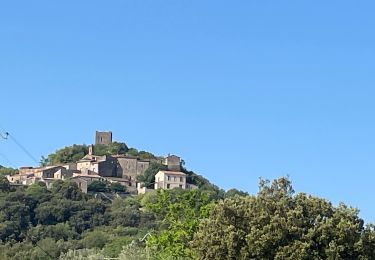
[1,1,375,221]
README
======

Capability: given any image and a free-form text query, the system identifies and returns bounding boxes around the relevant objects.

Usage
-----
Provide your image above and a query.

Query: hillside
[43,142,221,193]
[1,142,374,259]
[0,176,374,259]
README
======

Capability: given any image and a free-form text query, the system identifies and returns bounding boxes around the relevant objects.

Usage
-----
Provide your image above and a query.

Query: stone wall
[117,157,138,178]
[97,157,117,177]
[95,131,112,145]
[164,155,181,171]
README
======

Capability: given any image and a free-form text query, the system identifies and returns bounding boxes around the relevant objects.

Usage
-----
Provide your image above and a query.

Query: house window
[167,184,170,189]
[180,177,183,182]
[179,184,183,188]
[167,176,171,181]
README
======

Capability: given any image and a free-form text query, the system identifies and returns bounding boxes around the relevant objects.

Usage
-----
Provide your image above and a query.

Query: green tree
[57,181,84,201]
[192,177,375,260]
[26,182,51,202]
[224,188,249,198]
[137,162,167,188]
[88,180,107,192]
[0,191,36,241]
[145,189,213,258]
[126,148,157,160]
[81,230,109,249]
[0,175,11,192]
[110,198,141,227]
[109,182,126,193]
[39,156,49,167]
[0,166,18,176]
[47,144,88,165]
[93,142,128,156]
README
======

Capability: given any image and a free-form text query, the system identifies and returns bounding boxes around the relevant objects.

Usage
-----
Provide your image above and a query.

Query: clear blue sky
[1,1,375,221]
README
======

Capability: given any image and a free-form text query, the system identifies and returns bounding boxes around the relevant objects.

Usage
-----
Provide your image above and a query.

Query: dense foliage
[47,145,88,165]
[93,142,128,156]
[0,175,374,259]
[0,176,155,259]
[126,148,158,160]
[193,178,375,259]
[88,180,126,193]
[0,165,18,176]
[44,143,163,166]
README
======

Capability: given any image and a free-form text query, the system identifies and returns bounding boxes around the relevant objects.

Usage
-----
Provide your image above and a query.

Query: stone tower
[95,131,112,145]
[164,155,181,171]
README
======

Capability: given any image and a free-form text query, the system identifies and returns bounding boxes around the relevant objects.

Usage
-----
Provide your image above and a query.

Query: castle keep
[95,131,112,145]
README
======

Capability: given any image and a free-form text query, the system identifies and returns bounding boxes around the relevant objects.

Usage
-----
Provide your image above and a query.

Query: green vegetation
[46,142,128,165]
[192,178,375,259]
[127,148,159,160]
[136,162,168,188]
[47,145,88,165]
[0,176,374,259]
[93,142,128,156]
[87,180,127,193]
[44,143,159,165]
[0,165,18,176]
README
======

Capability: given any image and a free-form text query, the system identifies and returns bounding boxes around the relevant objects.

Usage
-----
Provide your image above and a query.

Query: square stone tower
[164,155,181,171]
[95,131,112,145]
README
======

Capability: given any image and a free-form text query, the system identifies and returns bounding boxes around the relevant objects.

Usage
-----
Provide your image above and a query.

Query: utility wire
[23,232,54,259]
[0,152,16,168]
[0,124,52,259]
[7,133,39,165]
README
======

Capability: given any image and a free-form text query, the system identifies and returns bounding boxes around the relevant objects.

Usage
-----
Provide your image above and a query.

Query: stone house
[155,170,187,190]
[76,155,117,177]
[54,168,78,180]
[6,173,34,184]
[70,177,89,193]
[33,166,79,179]
[115,155,150,189]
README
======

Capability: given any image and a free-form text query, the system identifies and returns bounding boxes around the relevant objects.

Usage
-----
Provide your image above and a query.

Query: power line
[0,125,53,259]
[0,152,16,168]
[7,133,39,165]
[0,128,39,165]
[0,132,8,139]
[23,232,54,259]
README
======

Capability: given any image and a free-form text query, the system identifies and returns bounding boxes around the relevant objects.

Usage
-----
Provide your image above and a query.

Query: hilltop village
[5,131,198,194]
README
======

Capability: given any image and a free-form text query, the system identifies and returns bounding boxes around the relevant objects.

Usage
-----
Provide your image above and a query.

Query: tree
[0,166,18,176]
[224,188,249,198]
[26,182,51,202]
[88,180,107,192]
[39,156,49,167]
[0,175,11,192]
[93,142,128,156]
[192,177,375,260]
[137,162,167,188]
[126,148,157,160]
[81,230,109,249]
[109,182,126,193]
[47,145,88,165]
[145,189,214,258]
[58,181,84,201]
[110,198,141,227]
